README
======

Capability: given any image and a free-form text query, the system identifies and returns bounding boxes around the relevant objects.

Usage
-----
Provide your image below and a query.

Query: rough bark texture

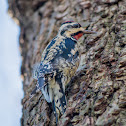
[8,0,126,126]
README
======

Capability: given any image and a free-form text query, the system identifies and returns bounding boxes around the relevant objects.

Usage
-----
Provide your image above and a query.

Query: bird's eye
[73,23,81,28]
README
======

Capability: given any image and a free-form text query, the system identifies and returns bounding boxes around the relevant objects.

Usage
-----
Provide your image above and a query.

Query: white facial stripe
[65,27,84,37]
[59,22,78,33]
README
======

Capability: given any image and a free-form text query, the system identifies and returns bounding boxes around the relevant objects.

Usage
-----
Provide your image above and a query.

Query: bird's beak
[80,27,97,34]
[83,30,97,34]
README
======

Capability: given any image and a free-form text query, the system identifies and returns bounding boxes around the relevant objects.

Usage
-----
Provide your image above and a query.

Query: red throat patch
[73,33,83,40]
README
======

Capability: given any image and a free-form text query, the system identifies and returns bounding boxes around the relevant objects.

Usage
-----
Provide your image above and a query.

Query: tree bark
[8,0,126,126]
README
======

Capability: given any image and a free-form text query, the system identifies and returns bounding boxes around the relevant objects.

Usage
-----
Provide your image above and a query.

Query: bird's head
[58,21,96,40]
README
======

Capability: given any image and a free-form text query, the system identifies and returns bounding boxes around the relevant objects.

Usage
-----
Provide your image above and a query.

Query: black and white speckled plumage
[31,21,96,123]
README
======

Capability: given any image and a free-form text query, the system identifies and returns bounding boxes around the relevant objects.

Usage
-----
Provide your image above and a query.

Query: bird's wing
[38,62,55,102]
[38,62,54,88]
[31,62,54,99]
[41,37,78,64]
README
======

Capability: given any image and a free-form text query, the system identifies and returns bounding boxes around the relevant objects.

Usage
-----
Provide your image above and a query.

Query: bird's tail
[52,85,67,123]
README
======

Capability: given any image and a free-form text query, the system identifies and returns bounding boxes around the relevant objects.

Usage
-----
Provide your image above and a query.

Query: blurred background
[0,0,23,126]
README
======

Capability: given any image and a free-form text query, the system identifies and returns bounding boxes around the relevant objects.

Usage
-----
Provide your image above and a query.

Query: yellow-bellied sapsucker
[31,21,96,123]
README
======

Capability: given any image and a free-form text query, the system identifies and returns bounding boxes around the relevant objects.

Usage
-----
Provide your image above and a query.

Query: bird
[31,21,96,123]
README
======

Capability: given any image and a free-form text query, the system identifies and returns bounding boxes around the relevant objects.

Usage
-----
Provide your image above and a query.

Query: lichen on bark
[8,0,126,126]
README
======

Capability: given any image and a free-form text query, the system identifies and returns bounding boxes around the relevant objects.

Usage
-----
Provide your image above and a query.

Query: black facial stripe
[73,23,81,28]
[61,30,66,35]
[71,31,83,36]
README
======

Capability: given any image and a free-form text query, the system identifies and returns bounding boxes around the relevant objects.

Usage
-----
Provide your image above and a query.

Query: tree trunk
[8,0,126,126]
